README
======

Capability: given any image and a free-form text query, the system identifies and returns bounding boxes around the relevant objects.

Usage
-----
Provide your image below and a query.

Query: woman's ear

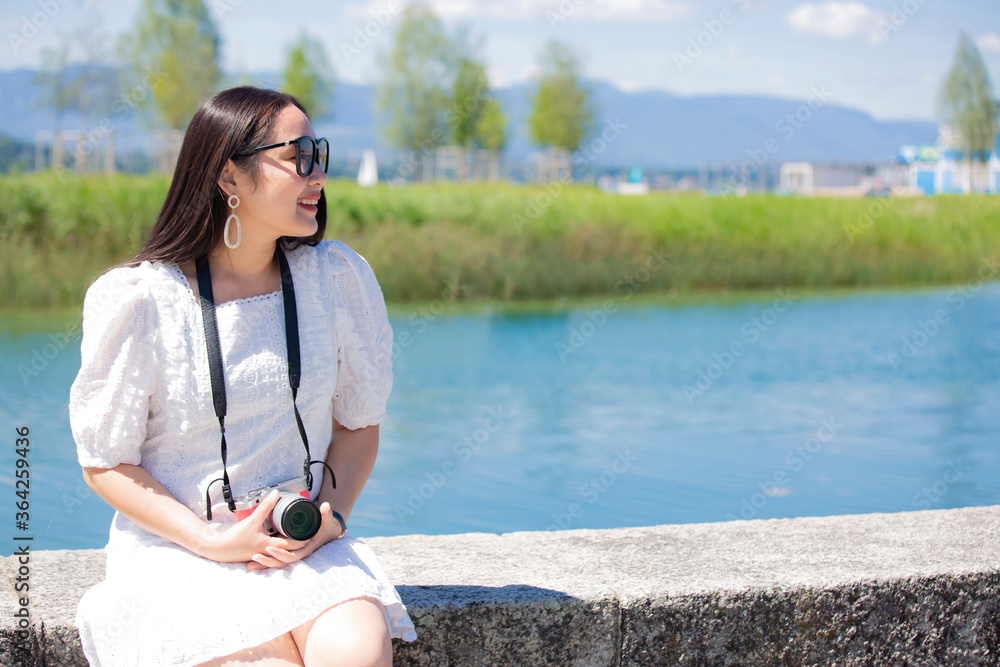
[217,159,239,198]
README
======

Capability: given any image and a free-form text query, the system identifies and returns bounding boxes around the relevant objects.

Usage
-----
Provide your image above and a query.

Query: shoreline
[3,279,999,329]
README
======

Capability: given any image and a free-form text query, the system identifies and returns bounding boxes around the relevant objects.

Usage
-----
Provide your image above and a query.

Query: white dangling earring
[224,193,241,249]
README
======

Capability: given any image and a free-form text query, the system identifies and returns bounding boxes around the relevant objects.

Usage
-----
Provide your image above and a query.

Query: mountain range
[0,68,937,170]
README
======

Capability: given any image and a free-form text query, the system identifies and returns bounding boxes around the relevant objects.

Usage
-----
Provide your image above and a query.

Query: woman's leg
[290,597,392,667]
[195,631,305,666]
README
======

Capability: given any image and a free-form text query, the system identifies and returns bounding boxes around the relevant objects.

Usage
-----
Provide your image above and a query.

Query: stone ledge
[2,506,998,666]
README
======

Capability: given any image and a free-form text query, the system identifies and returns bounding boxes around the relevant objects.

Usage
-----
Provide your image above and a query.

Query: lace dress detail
[69,241,415,667]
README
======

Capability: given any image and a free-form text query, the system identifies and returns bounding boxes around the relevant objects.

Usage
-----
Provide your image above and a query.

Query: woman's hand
[245,500,345,571]
[198,490,307,567]
[83,464,342,570]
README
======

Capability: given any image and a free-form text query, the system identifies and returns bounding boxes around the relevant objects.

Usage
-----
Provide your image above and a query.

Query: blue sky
[3,0,999,121]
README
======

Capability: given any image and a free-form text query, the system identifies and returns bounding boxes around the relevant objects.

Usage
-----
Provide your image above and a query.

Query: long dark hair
[131,86,327,266]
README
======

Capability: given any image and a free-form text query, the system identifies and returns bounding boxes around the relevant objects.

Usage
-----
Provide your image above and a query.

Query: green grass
[2,172,999,309]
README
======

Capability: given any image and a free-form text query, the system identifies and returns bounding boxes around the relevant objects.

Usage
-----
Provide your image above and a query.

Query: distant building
[900,123,1000,195]
[616,166,650,195]
[778,162,871,197]
[597,166,650,195]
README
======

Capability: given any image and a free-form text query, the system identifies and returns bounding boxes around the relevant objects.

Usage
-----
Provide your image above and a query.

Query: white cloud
[415,0,696,23]
[785,2,885,43]
[486,66,508,88]
[616,79,644,92]
[578,0,696,22]
[977,33,1000,53]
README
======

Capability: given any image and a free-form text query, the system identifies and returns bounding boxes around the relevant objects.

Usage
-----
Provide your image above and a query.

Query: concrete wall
[2,506,998,666]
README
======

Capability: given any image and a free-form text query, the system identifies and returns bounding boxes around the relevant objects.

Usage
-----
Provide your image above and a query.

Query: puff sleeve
[325,242,393,430]
[69,266,159,469]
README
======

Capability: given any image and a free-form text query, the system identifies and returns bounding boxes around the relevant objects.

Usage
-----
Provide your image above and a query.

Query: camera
[233,476,322,540]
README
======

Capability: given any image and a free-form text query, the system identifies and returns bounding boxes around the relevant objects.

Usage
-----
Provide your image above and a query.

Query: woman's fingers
[254,490,281,529]
[264,545,297,562]
[250,552,282,569]
[245,544,304,571]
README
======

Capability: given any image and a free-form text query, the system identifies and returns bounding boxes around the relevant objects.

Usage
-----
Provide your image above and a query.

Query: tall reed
[2,173,998,308]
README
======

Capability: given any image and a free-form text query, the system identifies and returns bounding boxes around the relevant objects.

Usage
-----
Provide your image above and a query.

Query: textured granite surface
[2,506,998,666]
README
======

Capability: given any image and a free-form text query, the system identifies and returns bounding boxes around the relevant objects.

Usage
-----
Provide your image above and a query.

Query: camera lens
[272,494,322,540]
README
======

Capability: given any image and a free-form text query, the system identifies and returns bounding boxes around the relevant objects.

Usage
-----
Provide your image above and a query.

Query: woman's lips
[297,198,319,212]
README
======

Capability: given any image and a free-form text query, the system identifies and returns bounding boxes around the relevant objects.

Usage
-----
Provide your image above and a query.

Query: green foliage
[939,32,999,165]
[281,33,334,119]
[528,40,594,152]
[0,172,169,307]
[3,174,999,309]
[450,55,489,149]
[0,135,33,173]
[119,0,222,130]
[475,97,508,152]
[376,6,507,180]
[376,5,453,162]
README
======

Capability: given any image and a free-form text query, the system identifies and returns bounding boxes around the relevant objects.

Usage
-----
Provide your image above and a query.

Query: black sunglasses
[241,136,329,177]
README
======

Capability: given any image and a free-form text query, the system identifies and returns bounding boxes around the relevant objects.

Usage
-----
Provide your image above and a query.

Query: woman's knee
[292,597,392,667]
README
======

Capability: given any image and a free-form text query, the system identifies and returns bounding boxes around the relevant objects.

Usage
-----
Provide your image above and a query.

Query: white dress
[69,240,416,666]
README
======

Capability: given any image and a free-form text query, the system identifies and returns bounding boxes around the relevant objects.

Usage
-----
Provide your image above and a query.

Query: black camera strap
[198,246,317,519]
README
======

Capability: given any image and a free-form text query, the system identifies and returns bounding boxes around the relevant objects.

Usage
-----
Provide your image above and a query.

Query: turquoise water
[1,283,998,550]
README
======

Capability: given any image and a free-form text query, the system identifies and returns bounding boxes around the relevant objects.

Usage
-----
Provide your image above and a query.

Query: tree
[474,97,507,181]
[475,97,507,152]
[33,44,79,169]
[120,0,222,132]
[938,32,999,193]
[447,32,502,181]
[281,33,334,120]
[528,39,594,180]
[376,5,453,181]
[69,21,120,172]
[34,21,120,172]
[450,55,488,150]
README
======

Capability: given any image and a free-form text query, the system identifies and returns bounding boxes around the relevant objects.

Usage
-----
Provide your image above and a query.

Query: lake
[1,282,998,551]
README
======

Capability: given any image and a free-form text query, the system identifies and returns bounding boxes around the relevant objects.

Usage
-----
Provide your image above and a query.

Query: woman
[69,86,415,666]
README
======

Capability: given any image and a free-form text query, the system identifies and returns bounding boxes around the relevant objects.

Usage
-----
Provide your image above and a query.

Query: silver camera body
[233,475,322,541]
